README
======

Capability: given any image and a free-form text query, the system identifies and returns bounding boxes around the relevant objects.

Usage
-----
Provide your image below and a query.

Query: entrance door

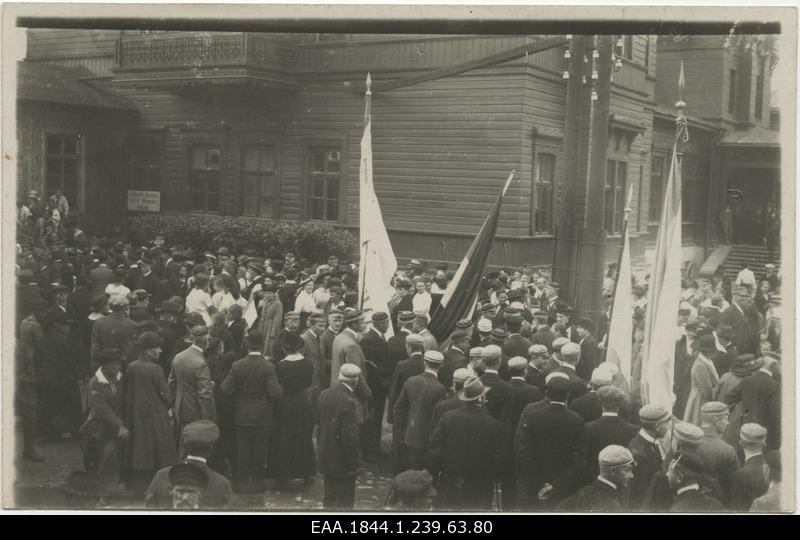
[727,168,777,245]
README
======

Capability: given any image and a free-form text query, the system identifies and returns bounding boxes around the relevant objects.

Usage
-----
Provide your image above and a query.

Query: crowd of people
[14,212,784,511]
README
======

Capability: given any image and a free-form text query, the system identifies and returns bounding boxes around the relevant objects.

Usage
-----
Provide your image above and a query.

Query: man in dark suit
[574,317,598,382]
[666,452,726,512]
[583,386,638,482]
[360,311,394,461]
[438,330,470,390]
[301,313,328,414]
[673,317,699,418]
[557,445,635,512]
[140,256,166,315]
[429,368,471,433]
[530,311,556,353]
[731,358,781,450]
[505,356,543,509]
[387,333,426,473]
[145,420,232,509]
[319,311,343,386]
[502,316,531,359]
[277,269,299,315]
[220,330,283,494]
[712,324,738,377]
[91,295,138,367]
[553,342,589,403]
[317,364,363,510]
[429,377,506,510]
[569,366,612,423]
[89,259,114,297]
[627,404,671,509]
[525,344,550,393]
[721,287,763,355]
[393,350,447,470]
[478,345,513,423]
[225,303,246,359]
[388,311,415,365]
[729,424,769,511]
[515,375,586,510]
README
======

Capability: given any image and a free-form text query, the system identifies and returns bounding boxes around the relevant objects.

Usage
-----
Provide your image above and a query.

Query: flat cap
[598,361,620,376]
[674,422,704,445]
[169,462,209,489]
[453,367,473,384]
[372,311,389,323]
[639,404,671,424]
[284,311,301,321]
[449,330,470,342]
[327,311,344,321]
[597,385,626,407]
[700,401,729,417]
[392,469,435,497]
[156,300,182,313]
[455,318,473,330]
[136,331,163,348]
[591,367,613,386]
[508,356,528,370]
[423,350,445,364]
[490,328,508,341]
[599,445,635,468]
[405,333,425,346]
[740,423,768,444]
[678,307,692,316]
[469,347,483,357]
[673,452,706,476]
[132,289,151,300]
[51,284,70,295]
[398,311,416,323]
[528,344,548,356]
[182,420,220,445]
[190,325,209,337]
[546,374,571,391]
[733,286,750,296]
[552,337,570,352]
[481,344,502,361]
[561,342,581,357]
[340,363,362,379]
[477,319,493,333]
[684,317,700,329]
[692,334,718,353]
[507,289,525,301]
[478,300,495,313]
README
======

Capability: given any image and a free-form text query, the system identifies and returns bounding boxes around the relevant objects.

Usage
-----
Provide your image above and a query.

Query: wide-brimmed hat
[458,377,490,402]
[692,334,718,354]
[731,354,763,377]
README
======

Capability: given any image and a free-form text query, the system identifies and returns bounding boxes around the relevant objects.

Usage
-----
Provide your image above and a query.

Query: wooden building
[19,30,775,271]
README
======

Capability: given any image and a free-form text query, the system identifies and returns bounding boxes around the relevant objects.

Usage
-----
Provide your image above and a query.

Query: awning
[719,125,780,147]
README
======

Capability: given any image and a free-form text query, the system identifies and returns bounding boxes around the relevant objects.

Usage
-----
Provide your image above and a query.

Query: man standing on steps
[721,287,762,355]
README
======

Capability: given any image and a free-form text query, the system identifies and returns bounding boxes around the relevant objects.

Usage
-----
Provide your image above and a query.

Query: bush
[126,214,357,263]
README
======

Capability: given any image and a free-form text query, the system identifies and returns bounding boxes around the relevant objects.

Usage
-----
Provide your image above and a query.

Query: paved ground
[11,423,395,512]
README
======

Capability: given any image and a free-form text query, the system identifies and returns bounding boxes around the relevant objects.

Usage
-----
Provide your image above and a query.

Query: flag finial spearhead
[365,73,372,96]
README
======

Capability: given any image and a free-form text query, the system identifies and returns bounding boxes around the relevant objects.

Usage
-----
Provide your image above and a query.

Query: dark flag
[428,171,516,342]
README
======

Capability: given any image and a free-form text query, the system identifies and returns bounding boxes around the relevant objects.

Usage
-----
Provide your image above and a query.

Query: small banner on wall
[127,190,161,212]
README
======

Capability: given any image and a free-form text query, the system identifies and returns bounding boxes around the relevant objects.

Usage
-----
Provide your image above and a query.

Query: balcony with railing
[112,32,300,89]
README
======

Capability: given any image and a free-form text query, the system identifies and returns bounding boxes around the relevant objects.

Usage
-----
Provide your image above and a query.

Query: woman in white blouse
[294,278,321,330]
[411,278,432,317]
[185,273,214,326]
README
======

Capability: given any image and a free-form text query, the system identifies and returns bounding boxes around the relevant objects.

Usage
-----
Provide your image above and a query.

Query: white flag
[606,221,633,385]
[357,74,397,332]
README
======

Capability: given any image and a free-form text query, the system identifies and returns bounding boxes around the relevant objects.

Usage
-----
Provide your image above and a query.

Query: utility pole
[553,34,614,327]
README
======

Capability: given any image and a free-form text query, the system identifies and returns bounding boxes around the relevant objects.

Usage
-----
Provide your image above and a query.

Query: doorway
[726,167,778,245]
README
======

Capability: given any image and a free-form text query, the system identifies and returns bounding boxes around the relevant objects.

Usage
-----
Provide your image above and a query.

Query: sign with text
[128,190,161,212]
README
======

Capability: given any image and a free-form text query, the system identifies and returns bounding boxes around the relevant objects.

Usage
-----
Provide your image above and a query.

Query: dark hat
[546,374,571,392]
[91,293,109,311]
[184,312,205,329]
[371,311,389,323]
[673,452,707,477]
[716,324,734,339]
[344,308,364,324]
[393,469,435,498]
[169,462,209,489]
[17,269,34,279]
[449,330,470,342]
[190,325,209,337]
[246,330,265,349]
[140,256,155,266]
[308,312,327,324]
[547,281,561,289]
[575,317,594,332]
[490,328,508,342]
[137,331,164,348]
[684,317,700,329]
[692,334,718,354]
[327,255,339,262]
[261,283,277,293]
[156,300,182,313]
[731,354,763,377]
[455,318,473,330]
[533,310,549,320]
[247,261,265,274]
[678,307,692,316]
[554,303,573,315]
[507,288,525,301]
[182,420,220,446]
[283,311,301,321]
[135,320,161,332]
[478,300,495,313]
[52,284,69,295]
[280,332,305,354]
[94,349,123,366]
[132,289,151,301]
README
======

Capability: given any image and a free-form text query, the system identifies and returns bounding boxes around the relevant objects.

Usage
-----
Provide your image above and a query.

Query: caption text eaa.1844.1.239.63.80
[311,520,494,534]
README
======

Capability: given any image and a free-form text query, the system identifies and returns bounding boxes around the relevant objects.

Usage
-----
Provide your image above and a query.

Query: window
[45,134,80,209]
[728,69,737,114]
[534,153,556,234]
[308,146,341,221]
[240,147,277,217]
[189,145,222,213]
[755,57,766,120]
[649,155,665,222]
[604,160,627,234]
[615,35,634,61]
[131,136,162,191]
